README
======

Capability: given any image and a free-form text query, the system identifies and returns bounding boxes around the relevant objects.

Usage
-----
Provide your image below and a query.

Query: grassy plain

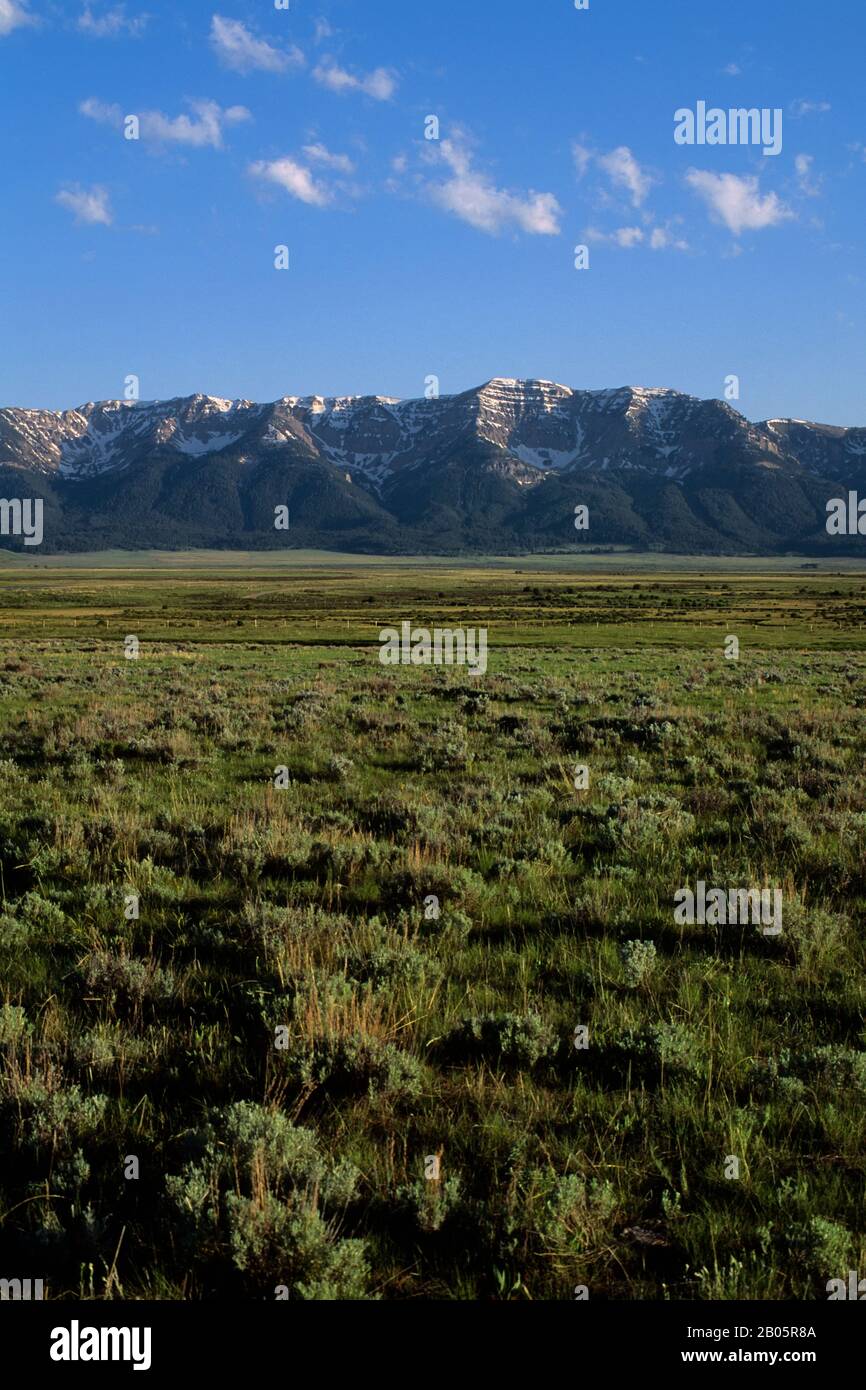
[0,554,865,1300]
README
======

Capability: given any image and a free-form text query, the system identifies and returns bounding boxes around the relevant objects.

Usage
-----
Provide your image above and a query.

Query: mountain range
[1,378,865,555]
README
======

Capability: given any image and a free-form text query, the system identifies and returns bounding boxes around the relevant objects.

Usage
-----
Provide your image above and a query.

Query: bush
[82,951,177,1012]
[420,721,470,773]
[0,1004,31,1048]
[325,753,355,783]
[165,1102,371,1296]
[615,1023,697,1074]
[279,1035,425,1101]
[397,1174,463,1233]
[23,1084,109,1150]
[536,1173,619,1254]
[444,1012,557,1067]
[619,939,658,989]
[788,1216,853,1276]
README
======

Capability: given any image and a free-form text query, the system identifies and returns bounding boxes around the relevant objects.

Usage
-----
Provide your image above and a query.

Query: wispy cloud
[56,183,113,226]
[790,99,831,118]
[313,18,334,43]
[649,224,689,251]
[575,140,686,250]
[685,170,793,236]
[795,153,822,198]
[302,143,356,174]
[0,0,34,36]
[572,142,593,179]
[597,146,654,207]
[77,5,148,38]
[423,135,561,236]
[80,96,251,148]
[210,15,303,74]
[248,145,360,207]
[722,62,741,76]
[248,156,333,207]
[312,61,397,101]
[586,218,687,251]
[79,97,123,123]
[587,225,645,248]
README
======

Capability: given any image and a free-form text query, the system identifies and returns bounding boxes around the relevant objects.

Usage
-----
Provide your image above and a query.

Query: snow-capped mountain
[0,379,863,554]
[0,396,266,479]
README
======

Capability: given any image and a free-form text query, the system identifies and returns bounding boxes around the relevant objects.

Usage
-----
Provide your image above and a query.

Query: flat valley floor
[0,553,864,1300]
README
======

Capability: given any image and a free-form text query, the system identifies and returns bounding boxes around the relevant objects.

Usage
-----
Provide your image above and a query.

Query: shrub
[24,1085,109,1150]
[346,925,432,990]
[419,721,470,773]
[165,1102,371,1296]
[619,939,658,989]
[615,1023,697,1074]
[82,951,176,1011]
[326,753,355,783]
[279,1035,425,1101]
[444,1012,556,1067]
[537,1173,619,1254]
[788,1216,853,1276]
[397,1175,463,1233]
[0,1004,31,1048]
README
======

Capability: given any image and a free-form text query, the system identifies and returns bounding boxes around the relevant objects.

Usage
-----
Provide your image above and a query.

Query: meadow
[0,554,865,1300]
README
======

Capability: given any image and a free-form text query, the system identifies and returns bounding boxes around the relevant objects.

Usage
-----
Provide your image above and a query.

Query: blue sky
[1,0,863,423]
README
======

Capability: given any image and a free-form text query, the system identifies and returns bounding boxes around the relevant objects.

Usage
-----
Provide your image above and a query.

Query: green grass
[4,547,866,572]
[0,561,864,1300]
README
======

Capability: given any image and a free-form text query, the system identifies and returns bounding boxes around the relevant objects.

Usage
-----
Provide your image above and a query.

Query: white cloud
[722,62,741,76]
[312,61,397,101]
[81,96,250,148]
[0,0,34,36]
[795,153,822,197]
[650,225,689,251]
[79,97,123,123]
[56,183,113,226]
[597,145,653,207]
[790,99,831,118]
[424,137,561,236]
[613,226,644,247]
[314,18,334,43]
[586,225,643,248]
[302,142,355,174]
[586,218,688,251]
[210,15,303,73]
[77,5,148,38]
[572,142,592,179]
[391,153,408,175]
[248,156,332,207]
[685,170,793,236]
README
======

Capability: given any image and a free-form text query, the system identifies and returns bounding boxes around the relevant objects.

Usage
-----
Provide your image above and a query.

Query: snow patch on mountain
[173,432,244,456]
[1,382,862,500]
